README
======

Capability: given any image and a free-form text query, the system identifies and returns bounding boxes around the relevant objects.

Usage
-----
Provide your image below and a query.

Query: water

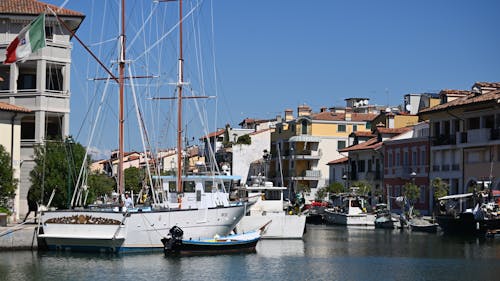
[1,225,500,281]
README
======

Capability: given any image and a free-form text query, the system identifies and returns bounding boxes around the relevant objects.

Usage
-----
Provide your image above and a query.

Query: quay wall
[0,224,38,250]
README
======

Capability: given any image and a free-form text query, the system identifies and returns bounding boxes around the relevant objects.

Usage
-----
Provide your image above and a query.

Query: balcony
[289,169,321,180]
[455,128,500,145]
[432,134,456,146]
[289,149,321,160]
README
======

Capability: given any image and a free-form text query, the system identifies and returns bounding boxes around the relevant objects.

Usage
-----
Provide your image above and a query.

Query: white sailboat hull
[39,204,248,252]
[235,214,306,239]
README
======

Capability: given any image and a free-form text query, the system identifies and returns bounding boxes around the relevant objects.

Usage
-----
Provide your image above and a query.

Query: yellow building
[270,104,377,202]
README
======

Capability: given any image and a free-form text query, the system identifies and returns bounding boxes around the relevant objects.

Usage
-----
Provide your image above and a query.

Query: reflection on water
[1,224,500,281]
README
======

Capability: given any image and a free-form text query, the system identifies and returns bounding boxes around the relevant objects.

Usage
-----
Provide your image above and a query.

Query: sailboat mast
[118,0,126,196]
[177,0,184,192]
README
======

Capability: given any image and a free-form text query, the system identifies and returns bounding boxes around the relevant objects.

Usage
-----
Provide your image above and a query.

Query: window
[396,152,400,166]
[421,149,426,164]
[183,181,196,192]
[353,125,358,132]
[358,160,365,172]
[388,152,393,167]
[46,64,64,91]
[338,124,346,132]
[18,73,36,89]
[467,117,480,130]
[338,140,346,150]
[301,120,308,134]
[412,151,417,165]
[366,122,371,129]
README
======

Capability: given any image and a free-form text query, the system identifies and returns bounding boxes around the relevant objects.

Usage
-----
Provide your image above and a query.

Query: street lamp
[410,171,416,185]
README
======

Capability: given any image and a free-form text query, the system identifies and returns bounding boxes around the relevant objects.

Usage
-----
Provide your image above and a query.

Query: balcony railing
[432,134,456,146]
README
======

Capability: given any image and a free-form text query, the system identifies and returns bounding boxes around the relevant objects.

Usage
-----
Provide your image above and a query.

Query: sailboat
[37,0,249,253]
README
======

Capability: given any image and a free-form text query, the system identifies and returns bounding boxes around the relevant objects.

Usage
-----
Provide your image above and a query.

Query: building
[382,121,431,214]
[419,82,500,196]
[270,103,378,202]
[0,1,84,219]
[0,102,31,220]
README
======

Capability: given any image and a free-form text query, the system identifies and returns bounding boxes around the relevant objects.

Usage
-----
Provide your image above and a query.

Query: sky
[43,0,500,158]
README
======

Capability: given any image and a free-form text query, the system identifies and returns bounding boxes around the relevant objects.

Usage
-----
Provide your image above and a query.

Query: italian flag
[4,14,46,64]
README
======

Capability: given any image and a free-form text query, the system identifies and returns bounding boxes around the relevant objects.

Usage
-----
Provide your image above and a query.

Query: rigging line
[71,78,112,206]
[133,1,203,62]
[125,1,159,53]
[209,0,220,139]
[128,65,158,204]
[88,37,117,47]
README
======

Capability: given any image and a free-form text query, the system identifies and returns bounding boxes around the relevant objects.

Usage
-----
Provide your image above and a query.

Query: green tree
[0,145,18,214]
[403,182,420,217]
[315,182,345,200]
[124,167,143,193]
[29,138,87,209]
[236,134,251,145]
[432,177,448,200]
[351,180,371,196]
[86,172,116,204]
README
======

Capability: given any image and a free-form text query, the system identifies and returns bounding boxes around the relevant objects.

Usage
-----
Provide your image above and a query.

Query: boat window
[351,200,361,208]
[183,181,196,193]
[265,190,281,200]
[204,181,217,192]
[168,182,176,192]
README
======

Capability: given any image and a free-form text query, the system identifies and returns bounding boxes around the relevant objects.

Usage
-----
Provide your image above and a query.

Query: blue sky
[45,0,500,156]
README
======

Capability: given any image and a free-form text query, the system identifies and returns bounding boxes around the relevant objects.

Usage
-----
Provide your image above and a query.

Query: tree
[29,138,87,209]
[86,172,116,204]
[0,145,17,214]
[124,167,143,194]
[432,177,448,201]
[315,182,344,200]
[236,134,251,145]
[351,180,371,196]
[403,182,420,217]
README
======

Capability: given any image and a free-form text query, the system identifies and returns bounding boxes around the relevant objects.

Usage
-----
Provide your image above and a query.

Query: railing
[432,134,456,146]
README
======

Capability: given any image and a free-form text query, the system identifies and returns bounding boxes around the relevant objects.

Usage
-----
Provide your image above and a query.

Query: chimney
[297,105,312,117]
[276,115,282,123]
[345,112,352,121]
[285,109,293,121]
[320,107,327,112]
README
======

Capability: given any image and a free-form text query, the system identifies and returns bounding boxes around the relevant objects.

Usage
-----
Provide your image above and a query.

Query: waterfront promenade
[0,223,38,250]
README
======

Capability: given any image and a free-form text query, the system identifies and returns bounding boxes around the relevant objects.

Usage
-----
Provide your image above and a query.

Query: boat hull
[38,204,248,252]
[323,210,375,226]
[437,213,500,237]
[235,215,306,239]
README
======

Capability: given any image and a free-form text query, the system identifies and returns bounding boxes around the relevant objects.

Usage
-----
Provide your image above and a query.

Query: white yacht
[234,177,306,239]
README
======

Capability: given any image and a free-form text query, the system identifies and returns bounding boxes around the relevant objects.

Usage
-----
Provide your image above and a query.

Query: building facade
[0,1,84,218]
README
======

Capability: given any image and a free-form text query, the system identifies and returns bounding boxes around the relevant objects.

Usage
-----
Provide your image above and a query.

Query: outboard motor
[161,226,184,254]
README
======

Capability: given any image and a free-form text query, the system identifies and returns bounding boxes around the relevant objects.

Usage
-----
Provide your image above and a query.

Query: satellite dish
[364,99,369,105]
[405,104,412,111]
[385,107,391,113]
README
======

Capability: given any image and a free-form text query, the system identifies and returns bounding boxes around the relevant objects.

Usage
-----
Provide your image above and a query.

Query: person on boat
[125,193,134,209]
[23,188,38,223]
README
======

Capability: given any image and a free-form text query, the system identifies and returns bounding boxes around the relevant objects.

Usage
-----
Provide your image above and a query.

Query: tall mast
[118,0,126,196]
[177,0,184,192]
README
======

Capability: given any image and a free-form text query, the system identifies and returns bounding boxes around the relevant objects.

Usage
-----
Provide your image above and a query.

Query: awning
[288,135,321,143]
[438,193,473,200]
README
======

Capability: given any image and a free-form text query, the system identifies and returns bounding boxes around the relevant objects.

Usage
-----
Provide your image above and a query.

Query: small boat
[374,204,398,229]
[408,217,438,233]
[323,190,375,227]
[161,224,267,256]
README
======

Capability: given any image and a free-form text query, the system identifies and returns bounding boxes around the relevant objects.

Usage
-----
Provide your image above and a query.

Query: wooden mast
[118,0,126,197]
[176,0,184,193]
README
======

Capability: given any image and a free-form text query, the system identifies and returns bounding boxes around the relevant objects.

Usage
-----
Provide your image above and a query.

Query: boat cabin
[155,175,241,209]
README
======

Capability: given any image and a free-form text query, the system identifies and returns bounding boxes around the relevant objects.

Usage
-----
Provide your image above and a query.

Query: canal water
[1,224,499,281]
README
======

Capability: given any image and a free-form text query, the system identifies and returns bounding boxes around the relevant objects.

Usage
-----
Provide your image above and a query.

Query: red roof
[352,131,374,137]
[0,0,83,16]
[327,157,348,165]
[199,129,225,140]
[339,137,382,152]
[420,90,500,114]
[0,102,31,113]
[376,127,412,135]
[312,111,377,122]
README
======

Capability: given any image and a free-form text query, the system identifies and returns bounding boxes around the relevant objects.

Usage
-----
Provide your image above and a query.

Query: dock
[0,223,39,250]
